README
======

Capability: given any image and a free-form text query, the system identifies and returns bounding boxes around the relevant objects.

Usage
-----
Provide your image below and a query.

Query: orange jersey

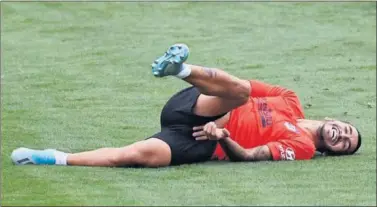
[212,80,316,161]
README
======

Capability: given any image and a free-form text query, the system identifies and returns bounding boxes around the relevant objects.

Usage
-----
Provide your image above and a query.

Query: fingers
[193,125,204,131]
[222,128,230,137]
[210,123,217,137]
[195,136,208,141]
[193,122,216,131]
[193,122,221,141]
[192,130,206,137]
[203,122,215,138]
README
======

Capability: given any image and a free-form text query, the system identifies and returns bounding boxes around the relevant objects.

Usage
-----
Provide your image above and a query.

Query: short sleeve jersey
[212,80,316,161]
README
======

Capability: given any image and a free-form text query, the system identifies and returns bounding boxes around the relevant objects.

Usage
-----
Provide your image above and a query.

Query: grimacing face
[319,120,359,155]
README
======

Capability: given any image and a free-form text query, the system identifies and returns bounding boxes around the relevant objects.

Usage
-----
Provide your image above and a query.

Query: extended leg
[11,138,171,168]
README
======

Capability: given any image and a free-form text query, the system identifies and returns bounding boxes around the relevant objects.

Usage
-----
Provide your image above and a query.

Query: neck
[297,119,325,150]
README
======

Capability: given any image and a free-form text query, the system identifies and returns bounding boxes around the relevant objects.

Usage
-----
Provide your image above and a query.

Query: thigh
[194,79,251,117]
[151,128,217,166]
[160,87,227,127]
[194,94,243,117]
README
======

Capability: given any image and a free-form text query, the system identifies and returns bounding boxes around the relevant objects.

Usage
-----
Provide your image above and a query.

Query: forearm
[218,137,250,161]
[218,137,272,162]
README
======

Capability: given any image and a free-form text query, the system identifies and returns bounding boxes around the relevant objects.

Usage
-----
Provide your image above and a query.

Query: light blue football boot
[11,147,57,165]
[151,43,190,77]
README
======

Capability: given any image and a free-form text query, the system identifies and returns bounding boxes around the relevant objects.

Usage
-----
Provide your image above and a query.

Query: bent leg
[152,44,251,117]
[185,64,251,117]
[184,64,251,101]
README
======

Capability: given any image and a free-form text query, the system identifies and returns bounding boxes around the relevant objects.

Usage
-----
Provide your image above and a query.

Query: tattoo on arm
[244,145,272,161]
[202,67,217,78]
[218,138,272,162]
[218,138,248,161]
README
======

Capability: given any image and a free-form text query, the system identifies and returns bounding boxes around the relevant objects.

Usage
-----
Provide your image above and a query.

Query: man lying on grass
[11,43,362,167]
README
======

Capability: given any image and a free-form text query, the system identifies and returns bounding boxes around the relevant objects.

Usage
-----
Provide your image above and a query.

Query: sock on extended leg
[175,64,191,79]
[53,150,69,165]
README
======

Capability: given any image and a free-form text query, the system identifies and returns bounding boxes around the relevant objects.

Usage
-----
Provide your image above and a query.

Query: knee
[110,140,171,168]
[106,148,131,166]
[135,139,172,167]
[122,150,160,168]
[135,148,166,168]
[106,148,145,167]
[234,80,251,104]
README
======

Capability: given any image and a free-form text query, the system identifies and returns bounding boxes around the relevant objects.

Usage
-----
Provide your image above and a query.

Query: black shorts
[148,87,226,166]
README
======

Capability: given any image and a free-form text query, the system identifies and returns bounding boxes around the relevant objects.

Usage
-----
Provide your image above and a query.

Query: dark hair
[350,127,362,154]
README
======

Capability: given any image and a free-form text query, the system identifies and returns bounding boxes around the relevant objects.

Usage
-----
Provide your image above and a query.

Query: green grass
[1,2,376,206]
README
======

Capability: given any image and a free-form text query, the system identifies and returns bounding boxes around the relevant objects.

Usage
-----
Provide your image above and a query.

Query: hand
[192,122,230,141]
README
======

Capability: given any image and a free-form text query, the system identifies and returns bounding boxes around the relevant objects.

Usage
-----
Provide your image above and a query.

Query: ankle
[54,150,68,165]
[175,64,191,79]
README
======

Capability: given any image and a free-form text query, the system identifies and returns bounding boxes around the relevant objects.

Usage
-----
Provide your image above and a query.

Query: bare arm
[218,137,272,162]
[194,122,315,162]
[193,122,272,162]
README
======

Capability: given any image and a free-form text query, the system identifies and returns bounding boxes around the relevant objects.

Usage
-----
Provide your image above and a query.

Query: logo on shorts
[284,122,298,133]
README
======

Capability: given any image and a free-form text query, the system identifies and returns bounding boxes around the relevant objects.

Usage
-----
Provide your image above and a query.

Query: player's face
[320,120,359,155]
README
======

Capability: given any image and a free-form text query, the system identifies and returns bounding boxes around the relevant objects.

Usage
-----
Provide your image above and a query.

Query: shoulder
[267,124,316,161]
[278,121,315,147]
[274,121,302,137]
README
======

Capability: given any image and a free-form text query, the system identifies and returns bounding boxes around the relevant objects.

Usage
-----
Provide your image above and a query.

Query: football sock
[54,150,68,166]
[175,63,191,79]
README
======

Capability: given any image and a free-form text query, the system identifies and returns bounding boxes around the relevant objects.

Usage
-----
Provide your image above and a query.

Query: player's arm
[218,137,272,162]
[193,122,272,162]
[193,122,316,161]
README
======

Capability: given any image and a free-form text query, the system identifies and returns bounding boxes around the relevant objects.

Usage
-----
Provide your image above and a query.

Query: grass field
[1,2,376,206]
